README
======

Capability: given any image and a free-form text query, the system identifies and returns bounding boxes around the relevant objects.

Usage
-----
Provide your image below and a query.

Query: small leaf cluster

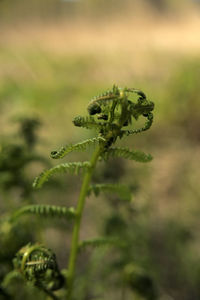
[74,85,154,147]
[33,85,154,189]
[12,244,64,292]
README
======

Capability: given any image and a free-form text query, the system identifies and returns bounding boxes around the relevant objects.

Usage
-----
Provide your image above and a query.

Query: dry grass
[1,11,200,56]
[1,10,199,92]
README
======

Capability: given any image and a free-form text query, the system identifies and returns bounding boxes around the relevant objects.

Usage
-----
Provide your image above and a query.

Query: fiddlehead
[13,244,64,292]
[73,85,154,149]
[41,84,154,191]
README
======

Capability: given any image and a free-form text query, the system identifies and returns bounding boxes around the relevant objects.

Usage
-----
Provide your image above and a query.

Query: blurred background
[0,0,200,299]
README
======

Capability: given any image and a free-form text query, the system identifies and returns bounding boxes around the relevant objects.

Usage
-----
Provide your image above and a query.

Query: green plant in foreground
[6,85,154,299]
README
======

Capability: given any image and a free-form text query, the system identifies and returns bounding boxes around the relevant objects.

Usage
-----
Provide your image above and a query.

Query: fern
[79,237,124,251]
[50,137,105,159]
[10,205,76,222]
[102,147,153,162]
[9,85,154,299]
[88,183,132,201]
[33,161,91,189]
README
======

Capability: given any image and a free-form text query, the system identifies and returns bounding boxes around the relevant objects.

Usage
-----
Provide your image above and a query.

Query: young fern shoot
[10,85,154,300]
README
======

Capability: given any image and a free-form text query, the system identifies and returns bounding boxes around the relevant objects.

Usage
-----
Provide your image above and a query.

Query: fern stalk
[67,145,101,299]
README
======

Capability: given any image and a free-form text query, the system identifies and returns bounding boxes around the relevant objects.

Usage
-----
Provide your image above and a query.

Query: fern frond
[33,161,91,189]
[125,88,147,99]
[88,184,132,201]
[79,237,124,251]
[125,112,153,135]
[51,137,105,159]
[87,90,119,114]
[10,205,76,222]
[13,244,64,292]
[73,116,107,130]
[102,147,152,163]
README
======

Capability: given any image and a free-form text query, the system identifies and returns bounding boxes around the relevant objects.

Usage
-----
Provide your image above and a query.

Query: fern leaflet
[51,137,105,159]
[33,161,91,189]
[10,205,76,222]
[73,116,108,130]
[88,183,132,201]
[102,147,153,162]
[124,112,153,135]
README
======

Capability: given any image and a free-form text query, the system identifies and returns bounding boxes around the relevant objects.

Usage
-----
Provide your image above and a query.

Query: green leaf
[33,161,91,189]
[10,205,76,222]
[88,183,132,201]
[102,147,153,163]
[51,137,105,159]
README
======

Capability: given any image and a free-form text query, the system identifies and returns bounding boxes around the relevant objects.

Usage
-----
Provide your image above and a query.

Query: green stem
[67,146,101,299]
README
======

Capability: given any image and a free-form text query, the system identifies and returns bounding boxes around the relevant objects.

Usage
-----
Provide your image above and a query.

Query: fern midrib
[67,145,102,299]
